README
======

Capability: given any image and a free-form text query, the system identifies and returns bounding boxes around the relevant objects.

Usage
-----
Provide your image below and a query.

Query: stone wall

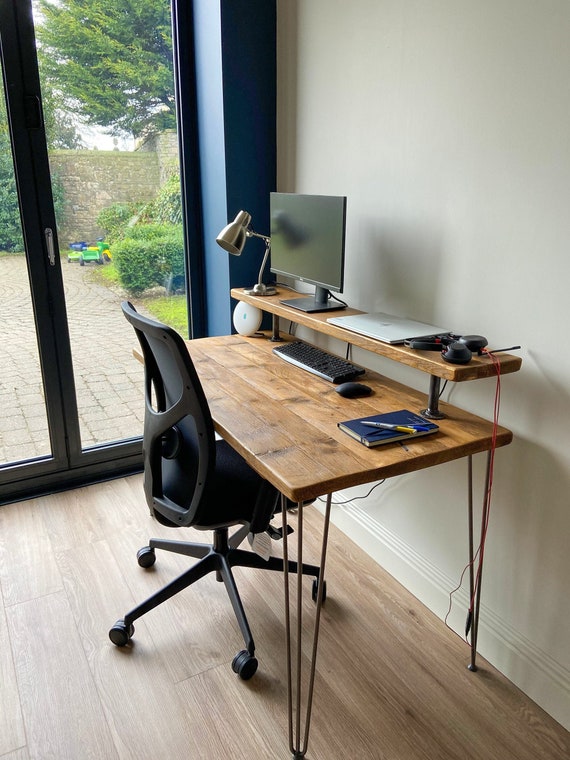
[136,130,179,184]
[49,132,179,246]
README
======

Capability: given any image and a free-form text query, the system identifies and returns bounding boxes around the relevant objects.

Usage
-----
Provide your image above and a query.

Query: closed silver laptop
[327,312,449,344]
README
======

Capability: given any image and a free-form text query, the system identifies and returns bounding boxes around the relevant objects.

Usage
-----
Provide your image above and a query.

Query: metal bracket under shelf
[421,375,447,419]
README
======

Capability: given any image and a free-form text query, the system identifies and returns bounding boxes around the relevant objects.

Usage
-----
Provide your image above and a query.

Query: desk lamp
[216,210,276,296]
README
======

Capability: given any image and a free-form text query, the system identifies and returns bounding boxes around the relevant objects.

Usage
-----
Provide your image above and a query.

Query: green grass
[93,261,121,287]
[144,295,188,336]
[89,262,187,334]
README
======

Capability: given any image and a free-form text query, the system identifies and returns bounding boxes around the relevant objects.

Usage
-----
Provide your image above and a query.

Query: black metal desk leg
[421,375,446,420]
[468,451,492,672]
[271,313,282,342]
[281,493,331,759]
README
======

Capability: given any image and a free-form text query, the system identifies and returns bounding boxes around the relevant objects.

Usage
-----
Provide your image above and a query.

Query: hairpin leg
[468,451,492,672]
[281,492,331,759]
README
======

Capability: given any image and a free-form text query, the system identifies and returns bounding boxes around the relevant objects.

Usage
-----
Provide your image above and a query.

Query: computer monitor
[269,192,347,313]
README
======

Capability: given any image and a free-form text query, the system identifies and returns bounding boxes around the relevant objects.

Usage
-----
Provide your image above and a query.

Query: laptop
[327,312,449,344]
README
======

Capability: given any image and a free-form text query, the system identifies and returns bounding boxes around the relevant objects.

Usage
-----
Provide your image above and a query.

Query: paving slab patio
[0,254,148,464]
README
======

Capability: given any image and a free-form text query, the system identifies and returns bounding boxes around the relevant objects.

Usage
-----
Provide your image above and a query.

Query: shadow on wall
[499,436,570,662]
[351,221,444,321]
[492,348,570,668]
[276,0,299,192]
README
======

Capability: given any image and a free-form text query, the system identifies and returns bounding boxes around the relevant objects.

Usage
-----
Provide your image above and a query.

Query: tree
[0,96,67,252]
[0,129,24,252]
[36,0,175,141]
[41,86,84,149]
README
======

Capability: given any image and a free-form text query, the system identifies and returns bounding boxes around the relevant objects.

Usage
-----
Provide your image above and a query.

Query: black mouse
[335,382,373,398]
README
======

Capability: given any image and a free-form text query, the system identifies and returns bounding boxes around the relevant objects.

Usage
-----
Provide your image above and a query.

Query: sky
[81,126,135,152]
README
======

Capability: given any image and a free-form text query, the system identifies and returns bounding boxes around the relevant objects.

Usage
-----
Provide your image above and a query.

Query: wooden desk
[182,331,514,759]
[186,332,512,501]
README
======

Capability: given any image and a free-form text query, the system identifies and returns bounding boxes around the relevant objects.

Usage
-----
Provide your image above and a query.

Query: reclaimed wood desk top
[180,332,513,503]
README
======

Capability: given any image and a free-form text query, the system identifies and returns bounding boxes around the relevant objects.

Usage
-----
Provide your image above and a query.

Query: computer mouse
[335,382,373,398]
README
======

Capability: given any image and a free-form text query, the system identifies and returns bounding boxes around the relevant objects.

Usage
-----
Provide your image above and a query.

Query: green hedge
[96,203,142,243]
[112,224,184,296]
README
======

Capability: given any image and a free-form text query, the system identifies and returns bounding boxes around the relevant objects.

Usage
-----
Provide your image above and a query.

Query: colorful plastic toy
[68,240,111,265]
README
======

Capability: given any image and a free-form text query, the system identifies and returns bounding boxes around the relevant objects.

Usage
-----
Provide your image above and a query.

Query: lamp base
[244,284,277,296]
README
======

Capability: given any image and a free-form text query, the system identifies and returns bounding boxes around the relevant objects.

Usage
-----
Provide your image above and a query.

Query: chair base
[109,526,321,678]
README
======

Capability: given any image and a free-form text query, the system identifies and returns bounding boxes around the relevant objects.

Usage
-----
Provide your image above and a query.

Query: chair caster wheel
[137,546,156,568]
[312,578,327,603]
[109,619,135,647]
[232,649,258,680]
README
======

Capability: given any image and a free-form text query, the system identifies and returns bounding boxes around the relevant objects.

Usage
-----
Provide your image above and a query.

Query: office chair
[109,302,321,679]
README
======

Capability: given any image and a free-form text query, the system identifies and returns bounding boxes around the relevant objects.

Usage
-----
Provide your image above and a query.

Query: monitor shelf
[231,288,522,417]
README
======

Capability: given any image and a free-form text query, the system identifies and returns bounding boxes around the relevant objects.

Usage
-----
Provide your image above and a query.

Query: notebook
[327,311,449,344]
[338,409,439,447]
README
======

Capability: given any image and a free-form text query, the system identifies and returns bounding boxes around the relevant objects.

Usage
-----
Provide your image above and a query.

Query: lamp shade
[215,210,251,255]
[215,209,276,297]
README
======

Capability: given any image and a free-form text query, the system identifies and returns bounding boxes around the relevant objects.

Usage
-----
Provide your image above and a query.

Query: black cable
[316,480,386,506]
[325,289,349,307]
[273,281,296,290]
[488,345,521,354]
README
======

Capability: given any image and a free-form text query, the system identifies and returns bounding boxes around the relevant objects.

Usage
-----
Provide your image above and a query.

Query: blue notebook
[338,409,439,447]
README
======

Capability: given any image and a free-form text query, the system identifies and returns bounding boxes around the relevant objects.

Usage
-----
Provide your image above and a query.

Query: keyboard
[272,341,365,384]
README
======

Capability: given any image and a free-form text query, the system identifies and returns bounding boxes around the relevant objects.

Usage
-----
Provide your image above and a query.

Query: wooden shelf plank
[231,288,522,382]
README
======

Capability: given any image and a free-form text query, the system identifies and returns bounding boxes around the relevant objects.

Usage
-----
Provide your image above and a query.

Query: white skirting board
[313,495,570,733]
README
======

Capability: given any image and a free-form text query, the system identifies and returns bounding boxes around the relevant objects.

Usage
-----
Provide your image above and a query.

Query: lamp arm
[246,229,271,287]
[246,229,271,245]
[257,241,271,288]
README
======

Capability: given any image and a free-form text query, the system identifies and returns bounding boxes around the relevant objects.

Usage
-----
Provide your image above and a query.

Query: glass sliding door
[0,0,190,502]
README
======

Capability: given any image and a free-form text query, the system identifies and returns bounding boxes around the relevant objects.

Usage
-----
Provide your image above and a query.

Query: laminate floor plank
[0,499,62,606]
[6,591,118,760]
[0,748,30,760]
[0,586,26,756]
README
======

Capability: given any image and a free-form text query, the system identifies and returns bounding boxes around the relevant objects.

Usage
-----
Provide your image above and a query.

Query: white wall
[277,0,570,730]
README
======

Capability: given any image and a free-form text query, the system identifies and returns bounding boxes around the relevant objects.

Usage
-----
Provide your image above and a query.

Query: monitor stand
[279,296,346,313]
[279,286,347,314]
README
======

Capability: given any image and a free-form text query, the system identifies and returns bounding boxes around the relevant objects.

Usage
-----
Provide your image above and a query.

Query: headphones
[405,333,488,364]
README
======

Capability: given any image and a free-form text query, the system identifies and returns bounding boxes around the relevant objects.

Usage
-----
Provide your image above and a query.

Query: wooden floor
[0,474,568,760]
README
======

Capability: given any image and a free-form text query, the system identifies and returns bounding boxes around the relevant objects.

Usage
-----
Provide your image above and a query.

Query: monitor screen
[269,193,347,313]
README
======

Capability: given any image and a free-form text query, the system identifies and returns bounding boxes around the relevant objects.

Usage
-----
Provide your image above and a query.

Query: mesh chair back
[122,301,216,527]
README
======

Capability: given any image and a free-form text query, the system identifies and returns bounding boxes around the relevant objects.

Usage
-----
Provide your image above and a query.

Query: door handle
[45,227,56,266]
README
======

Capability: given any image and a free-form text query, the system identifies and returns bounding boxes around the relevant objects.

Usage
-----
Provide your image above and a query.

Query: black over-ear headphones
[442,334,489,364]
[405,334,489,364]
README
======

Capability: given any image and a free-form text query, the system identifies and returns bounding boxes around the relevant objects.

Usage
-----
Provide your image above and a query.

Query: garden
[86,172,188,335]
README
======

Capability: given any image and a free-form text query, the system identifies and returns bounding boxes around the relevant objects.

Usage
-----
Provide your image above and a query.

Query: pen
[361,422,427,433]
